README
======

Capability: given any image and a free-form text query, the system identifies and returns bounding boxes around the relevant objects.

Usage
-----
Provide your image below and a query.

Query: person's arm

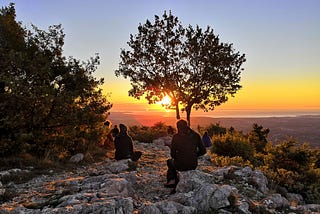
[170,136,177,159]
[196,134,206,156]
[128,136,134,154]
[114,137,120,149]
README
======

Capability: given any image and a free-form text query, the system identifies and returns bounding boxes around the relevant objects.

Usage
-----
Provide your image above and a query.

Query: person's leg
[131,151,142,161]
[165,159,178,187]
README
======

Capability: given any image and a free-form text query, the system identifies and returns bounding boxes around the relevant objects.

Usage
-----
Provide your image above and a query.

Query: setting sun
[157,95,172,107]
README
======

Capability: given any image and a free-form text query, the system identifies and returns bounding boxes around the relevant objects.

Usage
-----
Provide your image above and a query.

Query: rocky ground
[0,137,319,213]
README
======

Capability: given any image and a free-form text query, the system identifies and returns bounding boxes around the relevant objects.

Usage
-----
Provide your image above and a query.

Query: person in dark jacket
[202,131,212,148]
[114,123,142,161]
[165,119,206,188]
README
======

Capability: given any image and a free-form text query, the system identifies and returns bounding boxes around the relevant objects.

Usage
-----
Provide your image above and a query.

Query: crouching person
[114,123,142,161]
[165,119,206,188]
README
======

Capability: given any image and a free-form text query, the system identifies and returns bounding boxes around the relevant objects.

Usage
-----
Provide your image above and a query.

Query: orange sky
[9,0,320,116]
[105,72,320,115]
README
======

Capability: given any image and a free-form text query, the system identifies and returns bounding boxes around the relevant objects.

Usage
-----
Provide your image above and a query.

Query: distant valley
[108,112,320,148]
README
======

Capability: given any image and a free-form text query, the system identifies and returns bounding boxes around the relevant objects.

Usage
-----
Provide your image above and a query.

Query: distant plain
[109,112,320,148]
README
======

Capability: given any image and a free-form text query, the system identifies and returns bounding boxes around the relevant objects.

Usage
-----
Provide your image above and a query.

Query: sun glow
[157,95,172,107]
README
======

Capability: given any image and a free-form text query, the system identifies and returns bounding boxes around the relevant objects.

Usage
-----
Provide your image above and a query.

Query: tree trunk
[175,102,180,119]
[186,105,192,127]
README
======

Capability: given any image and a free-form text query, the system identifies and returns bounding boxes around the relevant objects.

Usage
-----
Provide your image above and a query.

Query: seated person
[114,123,142,161]
[202,131,212,148]
[165,119,206,187]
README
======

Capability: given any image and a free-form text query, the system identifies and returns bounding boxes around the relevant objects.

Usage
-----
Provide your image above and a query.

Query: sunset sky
[2,0,320,117]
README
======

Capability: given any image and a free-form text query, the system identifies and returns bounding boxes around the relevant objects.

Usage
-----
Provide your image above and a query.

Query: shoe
[170,189,176,194]
[164,180,176,188]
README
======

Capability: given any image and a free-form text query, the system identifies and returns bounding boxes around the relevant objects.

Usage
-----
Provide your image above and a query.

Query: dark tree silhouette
[115,11,246,125]
[0,3,112,157]
[248,124,270,153]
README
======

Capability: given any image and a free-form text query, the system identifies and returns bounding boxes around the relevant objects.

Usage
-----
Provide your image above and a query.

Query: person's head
[119,123,127,133]
[104,120,111,128]
[176,119,189,134]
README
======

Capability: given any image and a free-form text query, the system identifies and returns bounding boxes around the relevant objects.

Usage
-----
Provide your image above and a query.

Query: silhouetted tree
[206,123,227,137]
[115,11,245,125]
[0,3,112,158]
[248,124,270,153]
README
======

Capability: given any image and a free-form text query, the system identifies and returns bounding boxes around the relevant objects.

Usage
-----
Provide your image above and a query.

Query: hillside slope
[1,139,319,213]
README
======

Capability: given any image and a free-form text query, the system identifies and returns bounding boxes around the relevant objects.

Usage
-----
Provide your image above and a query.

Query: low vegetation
[205,123,320,204]
[129,122,175,143]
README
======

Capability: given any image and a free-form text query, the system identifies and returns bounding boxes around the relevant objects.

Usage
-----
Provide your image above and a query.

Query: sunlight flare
[157,95,172,106]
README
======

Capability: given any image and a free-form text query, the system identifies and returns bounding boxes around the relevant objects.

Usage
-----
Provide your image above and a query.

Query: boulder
[175,170,214,193]
[261,193,290,209]
[140,201,196,214]
[107,159,131,173]
[69,153,84,163]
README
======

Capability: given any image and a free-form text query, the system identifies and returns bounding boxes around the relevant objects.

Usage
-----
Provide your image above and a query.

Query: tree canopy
[0,3,112,158]
[115,11,246,125]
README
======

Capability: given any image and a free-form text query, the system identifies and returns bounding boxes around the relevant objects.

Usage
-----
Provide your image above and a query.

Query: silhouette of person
[202,131,212,148]
[111,125,120,138]
[102,120,114,149]
[165,119,206,188]
[114,123,142,161]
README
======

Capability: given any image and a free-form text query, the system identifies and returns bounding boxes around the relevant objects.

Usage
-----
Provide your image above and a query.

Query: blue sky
[2,0,320,112]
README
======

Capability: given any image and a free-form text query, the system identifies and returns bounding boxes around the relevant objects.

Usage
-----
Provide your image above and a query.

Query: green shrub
[264,140,314,173]
[211,153,252,167]
[211,131,254,161]
[208,124,320,204]
[128,122,172,143]
[262,140,320,203]
[204,123,227,137]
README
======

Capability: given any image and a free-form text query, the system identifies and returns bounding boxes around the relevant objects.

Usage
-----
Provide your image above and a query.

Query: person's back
[114,124,133,160]
[114,123,142,161]
[165,119,206,188]
[171,129,202,171]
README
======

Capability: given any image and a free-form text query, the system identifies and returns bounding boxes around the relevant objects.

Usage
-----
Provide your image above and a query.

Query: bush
[264,140,314,173]
[211,131,254,161]
[210,153,252,167]
[204,123,227,137]
[208,123,320,204]
[262,140,320,203]
[128,122,172,143]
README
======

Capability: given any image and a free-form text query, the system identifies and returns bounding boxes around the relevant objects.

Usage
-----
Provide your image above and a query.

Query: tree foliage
[115,11,246,125]
[248,123,270,153]
[0,3,112,159]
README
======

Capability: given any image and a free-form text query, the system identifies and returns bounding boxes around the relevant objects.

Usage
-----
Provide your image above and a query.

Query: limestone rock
[107,159,131,173]
[0,138,316,213]
[261,193,290,209]
[69,153,84,163]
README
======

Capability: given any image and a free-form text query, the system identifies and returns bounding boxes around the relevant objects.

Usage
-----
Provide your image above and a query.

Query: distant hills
[108,112,320,148]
